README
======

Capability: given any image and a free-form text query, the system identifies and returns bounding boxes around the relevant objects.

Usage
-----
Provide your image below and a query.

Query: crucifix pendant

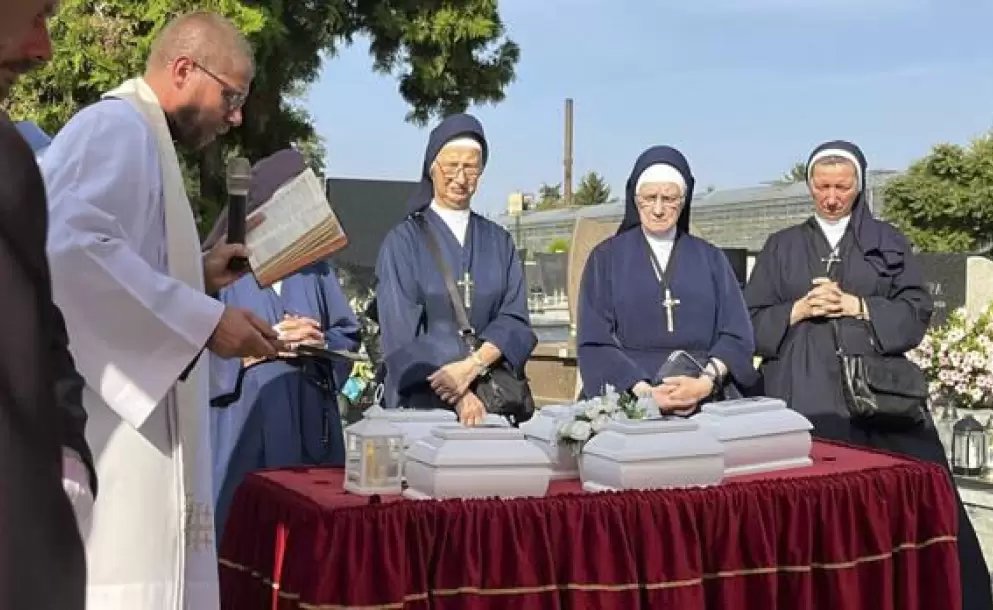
[822,249,841,276]
[457,271,473,308]
[662,288,680,333]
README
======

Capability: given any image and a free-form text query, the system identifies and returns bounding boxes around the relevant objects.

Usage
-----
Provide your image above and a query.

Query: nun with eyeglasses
[374,113,536,426]
[745,140,991,610]
[577,145,757,412]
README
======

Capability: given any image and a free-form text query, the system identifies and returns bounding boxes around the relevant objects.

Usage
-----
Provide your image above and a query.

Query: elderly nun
[577,146,756,413]
[745,140,992,609]
[374,113,536,425]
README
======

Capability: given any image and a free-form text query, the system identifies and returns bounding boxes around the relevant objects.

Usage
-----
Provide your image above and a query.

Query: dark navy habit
[375,114,536,409]
[744,140,991,610]
[577,146,757,397]
[206,149,360,540]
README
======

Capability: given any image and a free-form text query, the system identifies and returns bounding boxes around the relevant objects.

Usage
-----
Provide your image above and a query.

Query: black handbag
[414,214,535,426]
[829,319,926,430]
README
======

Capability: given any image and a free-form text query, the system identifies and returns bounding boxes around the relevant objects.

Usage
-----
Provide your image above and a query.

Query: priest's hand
[202,215,265,294]
[428,359,478,405]
[655,376,713,414]
[455,391,486,427]
[208,307,283,359]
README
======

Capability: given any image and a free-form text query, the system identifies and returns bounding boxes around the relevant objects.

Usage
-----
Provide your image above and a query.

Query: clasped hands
[428,358,486,427]
[793,278,861,322]
[239,314,324,366]
[633,376,713,416]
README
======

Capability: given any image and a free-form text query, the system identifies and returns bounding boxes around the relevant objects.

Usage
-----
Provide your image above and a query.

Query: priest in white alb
[41,12,282,610]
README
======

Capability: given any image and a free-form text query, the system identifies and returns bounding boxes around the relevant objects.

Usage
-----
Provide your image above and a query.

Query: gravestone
[966,256,993,321]
[535,252,567,296]
[721,248,748,288]
[918,253,968,327]
[523,260,544,294]
[567,218,620,326]
[325,177,418,298]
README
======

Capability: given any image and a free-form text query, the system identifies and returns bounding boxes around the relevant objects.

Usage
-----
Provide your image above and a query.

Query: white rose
[570,420,593,442]
[591,414,610,433]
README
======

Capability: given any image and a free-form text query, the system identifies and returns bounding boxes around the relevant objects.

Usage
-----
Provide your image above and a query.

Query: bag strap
[413,214,475,340]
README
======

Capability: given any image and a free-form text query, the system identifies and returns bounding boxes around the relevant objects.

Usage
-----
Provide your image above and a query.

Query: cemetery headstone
[535,252,567,296]
[721,248,748,288]
[918,253,968,327]
[567,218,619,327]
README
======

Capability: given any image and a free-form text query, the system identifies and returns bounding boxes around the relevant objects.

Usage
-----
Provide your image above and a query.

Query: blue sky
[305,0,993,216]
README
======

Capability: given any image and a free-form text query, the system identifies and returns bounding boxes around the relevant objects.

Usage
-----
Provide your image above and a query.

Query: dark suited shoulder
[0,114,86,610]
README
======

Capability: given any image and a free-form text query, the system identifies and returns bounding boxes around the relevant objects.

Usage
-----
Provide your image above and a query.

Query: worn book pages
[245,168,348,286]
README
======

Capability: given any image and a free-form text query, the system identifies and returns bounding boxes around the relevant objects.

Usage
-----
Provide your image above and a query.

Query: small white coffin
[362,405,456,447]
[580,418,724,492]
[520,405,585,480]
[691,397,813,477]
[404,424,552,500]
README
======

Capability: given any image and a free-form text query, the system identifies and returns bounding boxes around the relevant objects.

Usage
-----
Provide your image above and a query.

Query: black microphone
[225,157,252,272]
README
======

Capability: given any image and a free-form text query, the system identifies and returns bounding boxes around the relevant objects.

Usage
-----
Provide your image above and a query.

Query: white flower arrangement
[556,385,651,452]
[907,305,993,410]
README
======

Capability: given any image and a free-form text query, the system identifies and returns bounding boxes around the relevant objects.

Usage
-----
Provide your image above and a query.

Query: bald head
[146,11,253,77]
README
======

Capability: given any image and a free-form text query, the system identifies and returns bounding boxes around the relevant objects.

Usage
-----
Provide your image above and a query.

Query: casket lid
[701,397,787,417]
[406,424,551,467]
[693,397,811,441]
[537,404,583,419]
[344,417,403,438]
[364,405,456,422]
[583,418,724,462]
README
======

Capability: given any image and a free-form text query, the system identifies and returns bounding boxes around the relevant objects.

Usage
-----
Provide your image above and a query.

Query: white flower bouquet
[907,305,993,410]
[556,385,652,453]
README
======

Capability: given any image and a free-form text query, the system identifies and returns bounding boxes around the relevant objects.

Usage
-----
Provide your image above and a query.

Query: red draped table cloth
[219,441,960,610]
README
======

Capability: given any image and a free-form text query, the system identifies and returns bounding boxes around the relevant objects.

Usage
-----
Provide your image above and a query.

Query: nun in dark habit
[375,114,536,425]
[206,149,360,540]
[744,140,991,609]
[577,146,757,411]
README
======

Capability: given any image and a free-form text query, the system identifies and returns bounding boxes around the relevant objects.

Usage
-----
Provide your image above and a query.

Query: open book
[245,168,348,286]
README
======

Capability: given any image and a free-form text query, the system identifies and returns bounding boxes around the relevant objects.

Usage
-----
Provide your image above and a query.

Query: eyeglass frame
[192,61,248,112]
[433,159,482,181]
[635,192,683,209]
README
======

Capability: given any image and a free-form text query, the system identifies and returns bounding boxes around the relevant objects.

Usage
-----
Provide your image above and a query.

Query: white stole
[102,78,205,499]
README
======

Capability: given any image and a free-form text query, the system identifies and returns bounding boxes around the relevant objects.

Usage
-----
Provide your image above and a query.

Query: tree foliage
[768,160,806,185]
[546,237,569,253]
[4,0,519,236]
[574,171,613,206]
[534,182,562,210]
[882,133,993,253]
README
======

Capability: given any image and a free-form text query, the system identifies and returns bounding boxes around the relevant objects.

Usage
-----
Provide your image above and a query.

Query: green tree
[5,0,519,236]
[546,237,569,253]
[882,133,993,252]
[770,160,806,185]
[574,171,613,206]
[535,182,562,210]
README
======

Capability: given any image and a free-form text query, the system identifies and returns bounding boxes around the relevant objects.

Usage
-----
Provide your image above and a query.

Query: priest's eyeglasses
[194,61,248,111]
[636,193,683,208]
[436,162,481,180]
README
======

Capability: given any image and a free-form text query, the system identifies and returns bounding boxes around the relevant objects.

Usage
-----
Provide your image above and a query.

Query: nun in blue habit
[207,149,360,539]
[375,113,536,425]
[577,146,757,413]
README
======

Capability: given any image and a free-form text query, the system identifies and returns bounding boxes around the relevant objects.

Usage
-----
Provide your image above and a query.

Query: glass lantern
[951,415,988,477]
[342,387,405,496]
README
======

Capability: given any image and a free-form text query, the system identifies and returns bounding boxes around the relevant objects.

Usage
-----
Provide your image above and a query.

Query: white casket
[520,404,585,480]
[691,397,813,477]
[580,418,724,492]
[362,404,456,447]
[404,424,552,500]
